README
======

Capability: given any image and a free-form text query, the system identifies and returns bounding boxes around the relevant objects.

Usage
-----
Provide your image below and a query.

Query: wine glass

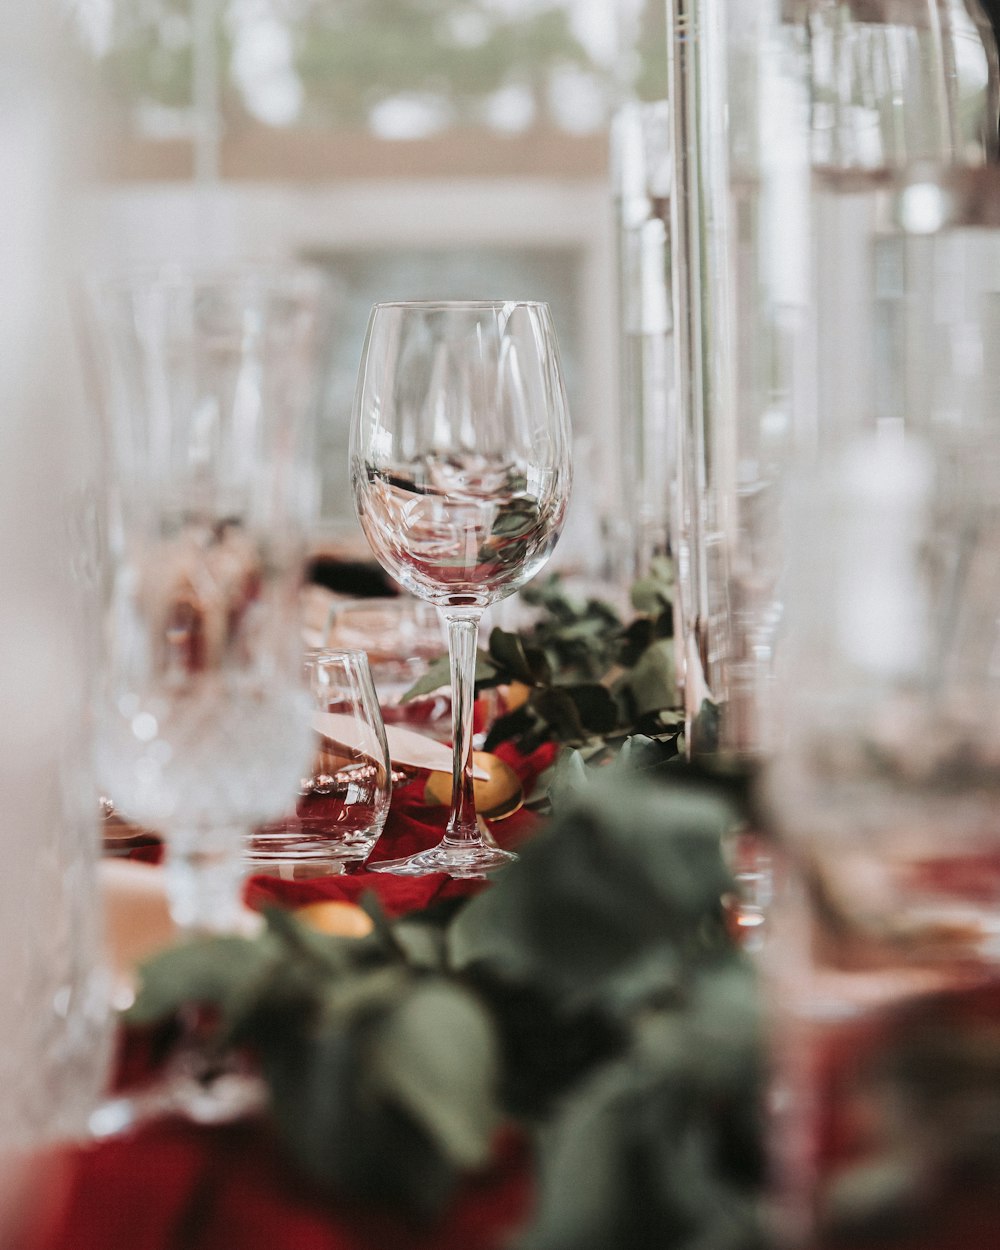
[350,301,572,877]
[87,263,324,932]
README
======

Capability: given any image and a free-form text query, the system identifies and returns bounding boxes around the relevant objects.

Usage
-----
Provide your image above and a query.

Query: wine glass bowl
[353,302,571,610]
[350,300,572,876]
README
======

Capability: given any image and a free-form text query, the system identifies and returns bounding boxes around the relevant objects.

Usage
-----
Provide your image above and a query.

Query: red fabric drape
[18,741,557,1250]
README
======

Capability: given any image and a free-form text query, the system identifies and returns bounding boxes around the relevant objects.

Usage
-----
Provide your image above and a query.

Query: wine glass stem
[164,828,247,935]
[444,610,483,844]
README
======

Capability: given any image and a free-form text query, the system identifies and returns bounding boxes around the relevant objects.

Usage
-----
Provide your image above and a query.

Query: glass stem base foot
[88,1037,265,1139]
[90,1070,265,1139]
[368,837,517,880]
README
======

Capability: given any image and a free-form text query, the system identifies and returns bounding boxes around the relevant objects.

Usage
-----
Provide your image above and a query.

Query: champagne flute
[350,301,572,877]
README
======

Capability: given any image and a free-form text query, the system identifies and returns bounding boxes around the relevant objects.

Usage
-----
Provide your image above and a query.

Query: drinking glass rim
[304,646,372,666]
[370,299,549,312]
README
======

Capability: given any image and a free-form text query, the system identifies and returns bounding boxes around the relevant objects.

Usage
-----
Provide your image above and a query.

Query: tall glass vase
[722,2,811,756]
[666,0,735,745]
[611,99,677,588]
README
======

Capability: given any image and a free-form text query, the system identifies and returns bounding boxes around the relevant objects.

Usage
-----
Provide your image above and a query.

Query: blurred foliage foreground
[131,767,766,1250]
[130,568,766,1248]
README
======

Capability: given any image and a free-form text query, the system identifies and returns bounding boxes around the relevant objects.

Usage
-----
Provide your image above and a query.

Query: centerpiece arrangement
[113,570,766,1250]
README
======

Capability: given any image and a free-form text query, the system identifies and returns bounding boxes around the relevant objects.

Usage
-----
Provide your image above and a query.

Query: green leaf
[449,772,740,1005]
[318,964,413,1022]
[531,686,588,742]
[264,905,378,973]
[401,652,501,703]
[371,980,500,1169]
[489,628,551,685]
[691,699,721,756]
[564,683,619,735]
[630,576,673,618]
[616,734,658,772]
[482,702,536,752]
[127,935,274,1026]
[546,747,589,809]
[490,496,540,538]
[622,639,677,718]
[401,654,452,702]
[616,617,656,667]
[391,918,449,972]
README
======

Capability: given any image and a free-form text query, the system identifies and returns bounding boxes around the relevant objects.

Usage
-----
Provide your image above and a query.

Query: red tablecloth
[15,742,557,1250]
[22,1123,532,1250]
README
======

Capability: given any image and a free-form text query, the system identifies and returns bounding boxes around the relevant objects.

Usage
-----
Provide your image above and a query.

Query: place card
[311,711,489,780]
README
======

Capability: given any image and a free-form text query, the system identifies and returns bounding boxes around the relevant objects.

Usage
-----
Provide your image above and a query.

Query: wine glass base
[89,1062,265,1139]
[368,840,517,879]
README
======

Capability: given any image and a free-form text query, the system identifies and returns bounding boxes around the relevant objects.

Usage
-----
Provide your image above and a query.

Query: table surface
[13,740,1000,1250]
[15,742,552,1250]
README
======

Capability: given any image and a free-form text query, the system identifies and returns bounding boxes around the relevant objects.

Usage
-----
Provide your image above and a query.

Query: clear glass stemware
[350,300,572,877]
[87,264,323,932]
[246,648,392,875]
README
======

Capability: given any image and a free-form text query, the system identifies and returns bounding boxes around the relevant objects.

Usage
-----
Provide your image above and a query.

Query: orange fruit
[296,899,374,938]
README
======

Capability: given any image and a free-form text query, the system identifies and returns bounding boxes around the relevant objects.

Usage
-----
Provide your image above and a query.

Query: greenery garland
[126,568,768,1246]
[402,561,686,761]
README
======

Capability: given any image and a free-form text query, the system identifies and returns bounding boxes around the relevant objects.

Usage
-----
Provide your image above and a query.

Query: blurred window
[74,0,628,176]
[72,0,633,569]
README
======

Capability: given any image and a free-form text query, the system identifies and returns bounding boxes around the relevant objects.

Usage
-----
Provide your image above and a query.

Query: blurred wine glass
[86,263,323,932]
[350,300,572,877]
[327,595,451,737]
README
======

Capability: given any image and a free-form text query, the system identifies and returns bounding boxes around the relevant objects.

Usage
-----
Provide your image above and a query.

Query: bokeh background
[68,0,671,578]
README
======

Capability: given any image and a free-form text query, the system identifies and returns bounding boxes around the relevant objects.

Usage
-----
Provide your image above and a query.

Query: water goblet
[350,300,572,877]
[87,263,323,932]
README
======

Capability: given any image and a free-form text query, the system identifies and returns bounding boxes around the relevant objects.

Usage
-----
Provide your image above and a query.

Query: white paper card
[311,711,489,779]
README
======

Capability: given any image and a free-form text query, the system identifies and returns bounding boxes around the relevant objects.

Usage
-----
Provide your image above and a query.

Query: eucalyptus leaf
[449,772,739,1007]
[516,1045,763,1250]
[401,654,452,702]
[630,557,675,609]
[318,963,413,1022]
[489,627,550,685]
[564,683,619,734]
[630,581,670,618]
[483,702,536,753]
[372,980,500,1169]
[545,747,589,810]
[259,1016,357,1176]
[617,616,656,667]
[516,979,764,1250]
[622,638,677,718]
[530,687,587,741]
[127,936,275,1026]
[264,905,381,973]
[392,918,449,971]
[401,651,502,703]
[691,699,721,755]
[491,497,540,538]
[615,734,664,773]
